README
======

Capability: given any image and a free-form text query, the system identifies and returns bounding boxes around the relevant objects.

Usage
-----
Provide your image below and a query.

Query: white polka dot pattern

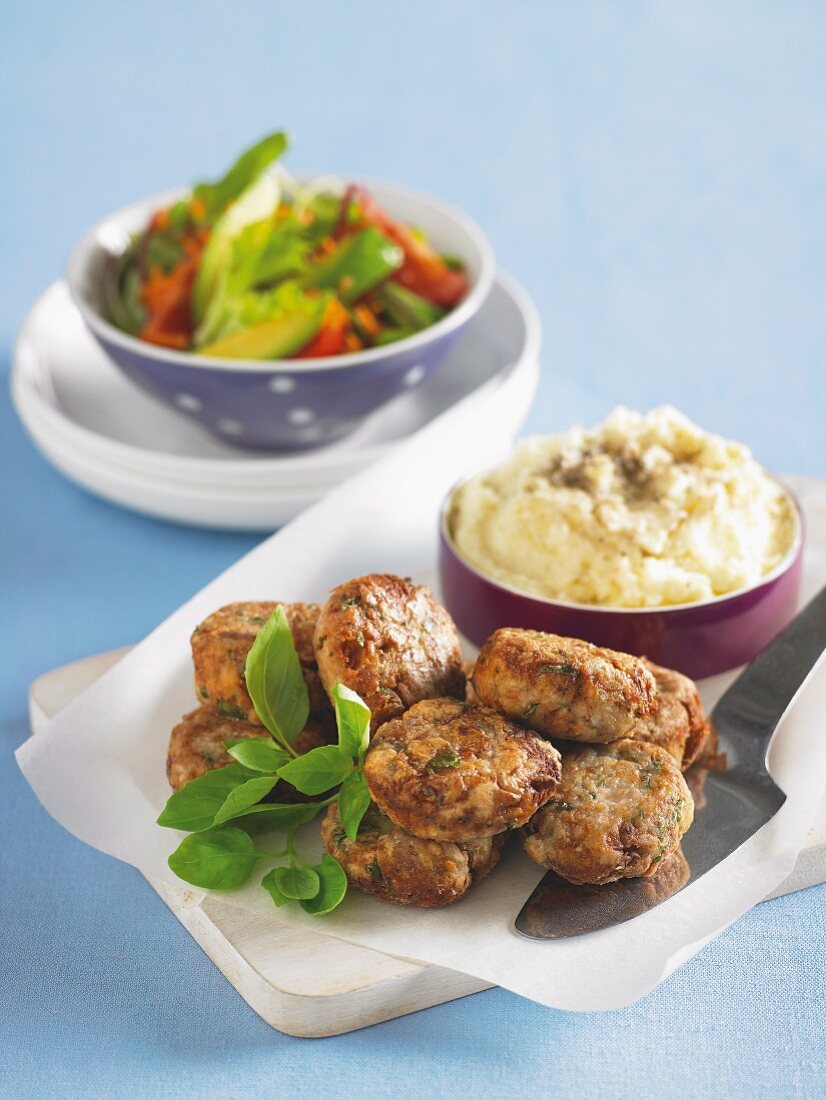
[175,393,202,411]
[217,418,244,436]
[404,365,426,387]
[269,376,296,394]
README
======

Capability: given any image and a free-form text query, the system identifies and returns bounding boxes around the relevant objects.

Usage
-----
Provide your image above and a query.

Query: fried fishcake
[473,628,657,742]
[364,698,562,841]
[635,845,690,904]
[522,739,693,885]
[166,706,329,792]
[191,601,328,724]
[321,802,505,907]
[314,574,466,731]
[630,660,709,770]
[463,660,478,703]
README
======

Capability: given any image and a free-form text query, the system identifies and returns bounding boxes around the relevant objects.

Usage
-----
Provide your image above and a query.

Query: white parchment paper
[16,382,826,1010]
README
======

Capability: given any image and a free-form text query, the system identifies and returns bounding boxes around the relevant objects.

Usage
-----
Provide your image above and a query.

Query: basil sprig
[157,605,375,913]
[244,604,309,754]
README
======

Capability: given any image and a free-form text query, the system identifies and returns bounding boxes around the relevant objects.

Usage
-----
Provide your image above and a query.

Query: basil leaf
[299,855,348,915]
[232,801,323,834]
[168,826,259,889]
[261,868,292,907]
[331,683,371,760]
[244,605,310,750]
[338,771,371,841]
[272,864,320,901]
[157,764,261,832]
[212,774,279,825]
[277,745,353,795]
[225,737,291,774]
[193,131,288,221]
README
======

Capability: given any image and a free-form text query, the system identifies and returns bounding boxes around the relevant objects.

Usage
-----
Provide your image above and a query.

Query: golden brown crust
[364,698,562,841]
[473,628,657,742]
[314,575,466,731]
[321,802,505,907]
[463,660,478,703]
[167,707,261,790]
[522,739,693,885]
[191,601,328,724]
[630,660,709,770]
[166,707,330,796]
[636,845,690,904]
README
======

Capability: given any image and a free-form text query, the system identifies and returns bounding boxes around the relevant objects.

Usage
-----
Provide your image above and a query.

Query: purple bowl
[67,179,494,452]
[439,481,804,680]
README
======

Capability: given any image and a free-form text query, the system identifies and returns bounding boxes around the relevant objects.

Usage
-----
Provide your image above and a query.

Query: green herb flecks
[539,663,579,679]
[216,699,247,720]
[427,749,461,772]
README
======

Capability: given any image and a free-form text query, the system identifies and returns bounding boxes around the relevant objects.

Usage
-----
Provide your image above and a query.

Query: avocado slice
[196,308,323,360]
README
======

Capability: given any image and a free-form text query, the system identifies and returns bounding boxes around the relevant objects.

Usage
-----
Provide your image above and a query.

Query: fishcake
[522,739,693,885]
[321,802,505,908]
[630,660,709,770]
[166,706,329,795]
[314,574,466,731]
[364,698,562,841]
[191,601,328,724]
[473,628,657,742]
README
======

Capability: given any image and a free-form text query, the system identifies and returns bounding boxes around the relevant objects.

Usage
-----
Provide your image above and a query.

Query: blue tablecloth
[2,3,824,1096]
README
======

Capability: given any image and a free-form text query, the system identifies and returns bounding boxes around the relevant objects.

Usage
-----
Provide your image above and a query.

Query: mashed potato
[448,407,796,608]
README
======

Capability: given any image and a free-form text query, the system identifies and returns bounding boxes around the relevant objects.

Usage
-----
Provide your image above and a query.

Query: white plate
[12,274,539,499]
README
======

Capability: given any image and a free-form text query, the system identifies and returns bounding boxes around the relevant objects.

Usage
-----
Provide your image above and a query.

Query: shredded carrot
[296,297,351,358]
[150,209,170,232]
[353,305,380,337]
[323,298,351,327]
[138,231,205,349]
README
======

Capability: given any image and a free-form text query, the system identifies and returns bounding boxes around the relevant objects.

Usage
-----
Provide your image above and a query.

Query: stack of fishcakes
[168,575,707,907]
[472,629,704,885]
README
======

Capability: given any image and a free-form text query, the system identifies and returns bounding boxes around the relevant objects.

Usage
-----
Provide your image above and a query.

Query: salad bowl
[68,179,494,452]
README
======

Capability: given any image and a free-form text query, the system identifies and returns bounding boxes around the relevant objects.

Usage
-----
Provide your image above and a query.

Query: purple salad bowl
[439,477,804,680]
[67,179,494,452]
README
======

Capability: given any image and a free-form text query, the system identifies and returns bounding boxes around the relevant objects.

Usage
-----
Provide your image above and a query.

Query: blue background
[2,2,824,1097]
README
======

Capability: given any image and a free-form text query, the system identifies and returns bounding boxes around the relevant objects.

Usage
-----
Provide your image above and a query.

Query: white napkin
[16,377,826,1010]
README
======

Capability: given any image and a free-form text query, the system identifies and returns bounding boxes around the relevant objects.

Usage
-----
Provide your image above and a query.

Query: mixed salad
[104,131,469,359]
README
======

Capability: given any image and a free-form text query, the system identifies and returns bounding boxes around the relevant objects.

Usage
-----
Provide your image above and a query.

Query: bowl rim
[66,175,496,375]
[440,465,804,616]
[13,270,539,481]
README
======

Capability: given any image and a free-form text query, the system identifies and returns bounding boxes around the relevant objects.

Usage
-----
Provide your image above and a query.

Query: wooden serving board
[28,649,826,1037]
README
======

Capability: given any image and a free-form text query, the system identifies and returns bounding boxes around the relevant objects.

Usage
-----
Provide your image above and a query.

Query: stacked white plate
[12,274,540,530]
